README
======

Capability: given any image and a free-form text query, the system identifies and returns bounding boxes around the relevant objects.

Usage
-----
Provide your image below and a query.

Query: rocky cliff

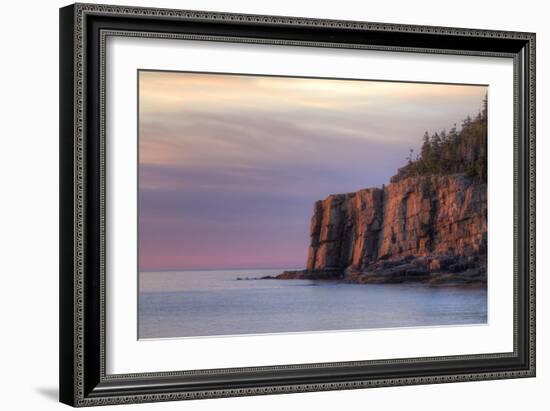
[277,174,487,284]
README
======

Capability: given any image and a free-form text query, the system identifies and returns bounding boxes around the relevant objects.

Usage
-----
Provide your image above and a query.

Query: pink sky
[139,71,487,271]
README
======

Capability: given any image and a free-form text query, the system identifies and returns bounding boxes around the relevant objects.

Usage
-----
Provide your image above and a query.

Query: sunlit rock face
[294,174,486,284]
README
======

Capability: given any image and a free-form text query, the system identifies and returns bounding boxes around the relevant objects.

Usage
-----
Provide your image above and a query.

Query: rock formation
[277,174,487,284]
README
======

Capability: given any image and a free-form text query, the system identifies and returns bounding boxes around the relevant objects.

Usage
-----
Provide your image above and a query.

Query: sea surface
[139,268,487,339]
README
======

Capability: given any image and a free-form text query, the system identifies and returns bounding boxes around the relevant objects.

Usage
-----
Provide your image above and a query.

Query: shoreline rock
[274,253,486,285]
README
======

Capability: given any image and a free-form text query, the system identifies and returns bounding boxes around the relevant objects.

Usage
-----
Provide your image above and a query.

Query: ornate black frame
[59,3,536,407]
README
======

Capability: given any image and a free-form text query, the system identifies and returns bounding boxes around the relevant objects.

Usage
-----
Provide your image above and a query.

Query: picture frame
[59,2,535,407]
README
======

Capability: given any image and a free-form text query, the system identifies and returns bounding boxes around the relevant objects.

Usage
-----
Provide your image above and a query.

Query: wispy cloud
[138,70,487,270]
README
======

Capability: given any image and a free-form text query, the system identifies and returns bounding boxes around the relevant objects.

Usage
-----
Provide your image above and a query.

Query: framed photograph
[59,3,535,407]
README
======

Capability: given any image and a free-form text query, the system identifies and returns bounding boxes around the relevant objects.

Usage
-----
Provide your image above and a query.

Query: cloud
[139,71,486,116]
[138,70,487,270]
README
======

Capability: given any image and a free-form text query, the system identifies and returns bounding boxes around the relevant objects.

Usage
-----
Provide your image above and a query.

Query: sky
[138,71,487,271]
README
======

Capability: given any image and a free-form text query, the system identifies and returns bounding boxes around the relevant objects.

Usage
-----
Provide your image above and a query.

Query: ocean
[138,268,487,339]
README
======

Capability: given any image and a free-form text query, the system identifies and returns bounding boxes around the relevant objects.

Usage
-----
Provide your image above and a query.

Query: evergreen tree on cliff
[391,95,487,183]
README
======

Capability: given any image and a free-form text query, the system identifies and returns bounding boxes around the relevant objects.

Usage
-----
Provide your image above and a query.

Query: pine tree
[390,95,487,183]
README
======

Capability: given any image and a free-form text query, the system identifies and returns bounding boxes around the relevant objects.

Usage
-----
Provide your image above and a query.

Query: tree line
[391,95,487,183]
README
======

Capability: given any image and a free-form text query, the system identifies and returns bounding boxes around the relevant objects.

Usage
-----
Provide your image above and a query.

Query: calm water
[139,268,487,339]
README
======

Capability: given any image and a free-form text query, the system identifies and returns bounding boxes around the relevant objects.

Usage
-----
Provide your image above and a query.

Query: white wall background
[0,0,545,409]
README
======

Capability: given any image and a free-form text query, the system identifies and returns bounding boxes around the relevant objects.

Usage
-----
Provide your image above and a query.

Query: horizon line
[139,266,305,273]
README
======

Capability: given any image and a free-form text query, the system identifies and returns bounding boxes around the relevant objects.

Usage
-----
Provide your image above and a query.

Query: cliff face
[286,174,487,284]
